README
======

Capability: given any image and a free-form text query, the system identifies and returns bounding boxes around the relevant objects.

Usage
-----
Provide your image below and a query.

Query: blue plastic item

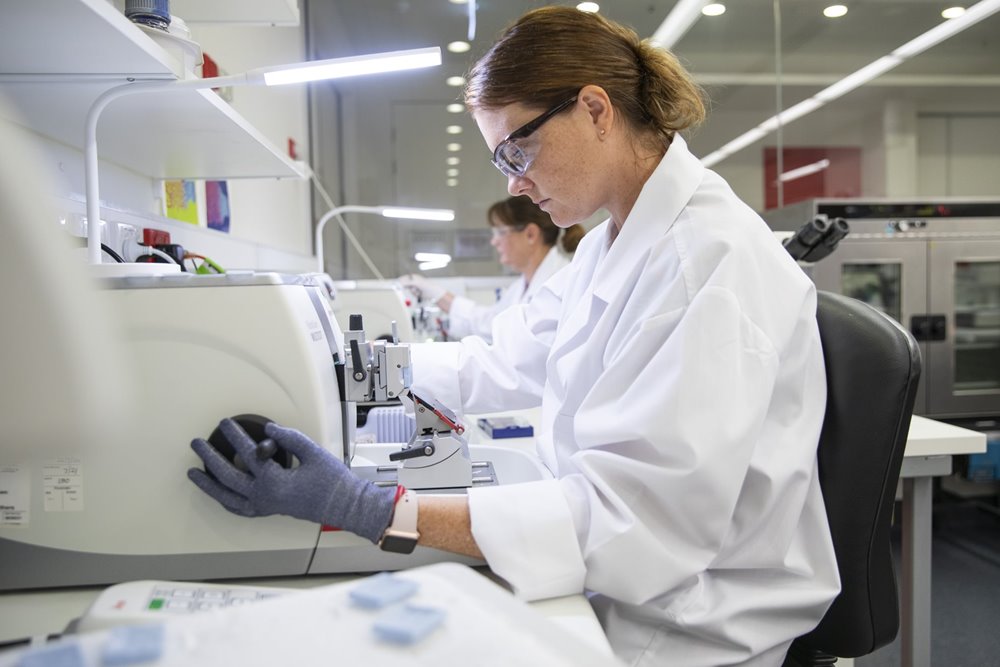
[101,624,165,665]
[373,604,446,645]
[478,416,534,439]
[16,643,84,667]
[349,573,420,609]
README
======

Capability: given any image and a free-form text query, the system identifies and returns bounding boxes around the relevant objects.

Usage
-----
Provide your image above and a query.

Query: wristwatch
[379,489,419,554]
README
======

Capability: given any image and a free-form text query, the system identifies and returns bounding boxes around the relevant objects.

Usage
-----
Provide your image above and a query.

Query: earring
[600,129,606,135]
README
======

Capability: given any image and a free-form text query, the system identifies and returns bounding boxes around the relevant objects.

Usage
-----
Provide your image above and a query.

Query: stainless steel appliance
[766,199,1000,420]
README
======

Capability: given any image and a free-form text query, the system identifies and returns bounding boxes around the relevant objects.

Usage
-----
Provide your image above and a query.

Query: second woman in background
[402,195,584,341]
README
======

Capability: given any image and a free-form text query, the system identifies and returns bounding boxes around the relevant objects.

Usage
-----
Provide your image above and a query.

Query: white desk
[471,410,987,667]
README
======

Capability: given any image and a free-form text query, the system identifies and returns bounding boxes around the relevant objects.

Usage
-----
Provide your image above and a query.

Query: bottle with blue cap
[125,0,171,31]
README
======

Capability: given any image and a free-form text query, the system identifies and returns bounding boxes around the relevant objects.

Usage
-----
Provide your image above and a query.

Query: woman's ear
[524,223,541,244]
[578,84,614,137]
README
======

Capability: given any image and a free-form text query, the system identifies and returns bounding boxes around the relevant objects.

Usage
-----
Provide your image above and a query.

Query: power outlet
[114,223,140,261]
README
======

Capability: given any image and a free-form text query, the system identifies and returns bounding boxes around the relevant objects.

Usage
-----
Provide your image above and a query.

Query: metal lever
[389,444,435,461]
[349,339,366,381]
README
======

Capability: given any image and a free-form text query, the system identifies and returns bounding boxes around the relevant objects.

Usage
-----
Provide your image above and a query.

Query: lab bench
[0,414,983,667]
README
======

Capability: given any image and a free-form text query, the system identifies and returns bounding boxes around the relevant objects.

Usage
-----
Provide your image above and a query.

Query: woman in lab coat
[401,195,584,342]
[189,7,840,666]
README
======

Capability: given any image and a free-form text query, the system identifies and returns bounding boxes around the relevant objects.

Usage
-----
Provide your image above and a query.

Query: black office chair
[783,291,922,666]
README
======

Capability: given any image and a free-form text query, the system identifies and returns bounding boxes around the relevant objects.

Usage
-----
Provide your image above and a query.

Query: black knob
[349,314,363,331]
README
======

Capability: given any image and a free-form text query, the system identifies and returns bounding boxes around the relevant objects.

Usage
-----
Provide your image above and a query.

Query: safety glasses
[491,95,577,178]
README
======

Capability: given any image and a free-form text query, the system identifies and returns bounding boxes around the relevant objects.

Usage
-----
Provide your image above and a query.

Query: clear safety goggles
[491,95,577,178]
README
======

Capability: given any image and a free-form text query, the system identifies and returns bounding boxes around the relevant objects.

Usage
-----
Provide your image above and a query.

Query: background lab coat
[447,245,569,342]
[410,135,840,667]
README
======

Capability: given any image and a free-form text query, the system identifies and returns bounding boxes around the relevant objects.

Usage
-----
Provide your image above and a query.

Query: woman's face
[474,98,605,228]
[489,218,536,272]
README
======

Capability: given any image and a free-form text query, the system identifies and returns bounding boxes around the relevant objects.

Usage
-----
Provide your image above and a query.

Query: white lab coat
[411,135,840,667]
[447,245,570,342]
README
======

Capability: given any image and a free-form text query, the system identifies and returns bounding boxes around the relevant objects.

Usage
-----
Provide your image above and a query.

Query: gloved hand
[187,419,396,543]
[398,274,446,303]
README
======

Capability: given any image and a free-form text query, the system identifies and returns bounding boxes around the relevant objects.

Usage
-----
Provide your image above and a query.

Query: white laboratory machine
[0,273,548,592]
[326,278,416,342]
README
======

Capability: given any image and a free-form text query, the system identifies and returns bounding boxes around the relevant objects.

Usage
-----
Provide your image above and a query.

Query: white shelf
[171,0,300,26]
[0,0,179,78]
[0,0,301,181]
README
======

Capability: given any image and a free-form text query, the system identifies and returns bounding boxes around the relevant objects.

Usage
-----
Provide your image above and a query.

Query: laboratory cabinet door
[810,240,929,414]
[927,240,1000,418]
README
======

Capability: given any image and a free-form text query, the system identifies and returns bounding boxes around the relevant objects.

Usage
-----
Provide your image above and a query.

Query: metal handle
[350,339,367,381]
[389,444,435,461]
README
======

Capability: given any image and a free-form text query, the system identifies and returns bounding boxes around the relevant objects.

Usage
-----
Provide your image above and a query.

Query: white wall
[918,114,1000,197]
[188,23,313,257]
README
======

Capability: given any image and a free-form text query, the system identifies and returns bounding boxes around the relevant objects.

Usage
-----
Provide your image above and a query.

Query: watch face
[380,534,418,555]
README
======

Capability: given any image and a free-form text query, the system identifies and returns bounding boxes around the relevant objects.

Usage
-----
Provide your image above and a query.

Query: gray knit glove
[187,419,396,543]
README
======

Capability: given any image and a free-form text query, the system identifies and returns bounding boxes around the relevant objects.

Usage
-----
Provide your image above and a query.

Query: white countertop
[905,415,987,457]
[469,410,988,459]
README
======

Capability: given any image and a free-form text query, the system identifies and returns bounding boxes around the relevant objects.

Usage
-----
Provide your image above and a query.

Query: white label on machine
[0,464,30,526]
[43,458,84,512]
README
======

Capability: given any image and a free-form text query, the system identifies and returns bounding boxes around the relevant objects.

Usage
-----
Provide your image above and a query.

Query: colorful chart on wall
[164,180,199,225]
[205,181,230,233]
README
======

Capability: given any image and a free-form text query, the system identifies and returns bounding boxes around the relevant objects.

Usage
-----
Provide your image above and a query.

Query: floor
[857,490,1000,667]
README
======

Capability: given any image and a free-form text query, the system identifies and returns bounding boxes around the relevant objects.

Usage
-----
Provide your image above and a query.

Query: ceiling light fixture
[448,0,468,4]
[446,156,460,165]
[446,103,464,113]
[701,0,1000,167]
[446,76,466,87]
[446,179,458,187]
[942,6,967,18]
[702,3,726,16]
[650,0,714,48]
[446,125,463,134]
[447,41,471,53]
[823,5,848,18]
[576,2,600,12]
[447,143,461,151]
[447,168,459,177]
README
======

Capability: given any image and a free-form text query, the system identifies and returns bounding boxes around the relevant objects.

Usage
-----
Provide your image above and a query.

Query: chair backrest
[796,291,922,658]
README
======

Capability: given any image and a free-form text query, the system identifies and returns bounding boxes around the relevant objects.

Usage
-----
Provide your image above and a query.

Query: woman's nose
[507,174,532,196]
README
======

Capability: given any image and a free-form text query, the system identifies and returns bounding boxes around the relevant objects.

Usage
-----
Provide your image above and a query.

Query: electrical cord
[100,243,125,263]
[136,245,181,265]
[70,234,126,263]
[184,252,225,274]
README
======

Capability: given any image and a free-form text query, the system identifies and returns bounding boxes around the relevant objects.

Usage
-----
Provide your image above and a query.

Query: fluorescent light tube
[813,55,903,102]
[419,261,450,271]
[650,0,712,48]
[259,47,442,86]
[415,252,453,263]
[381,207,455,221]
[893,0,1000,58]
[779,159,831,183]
